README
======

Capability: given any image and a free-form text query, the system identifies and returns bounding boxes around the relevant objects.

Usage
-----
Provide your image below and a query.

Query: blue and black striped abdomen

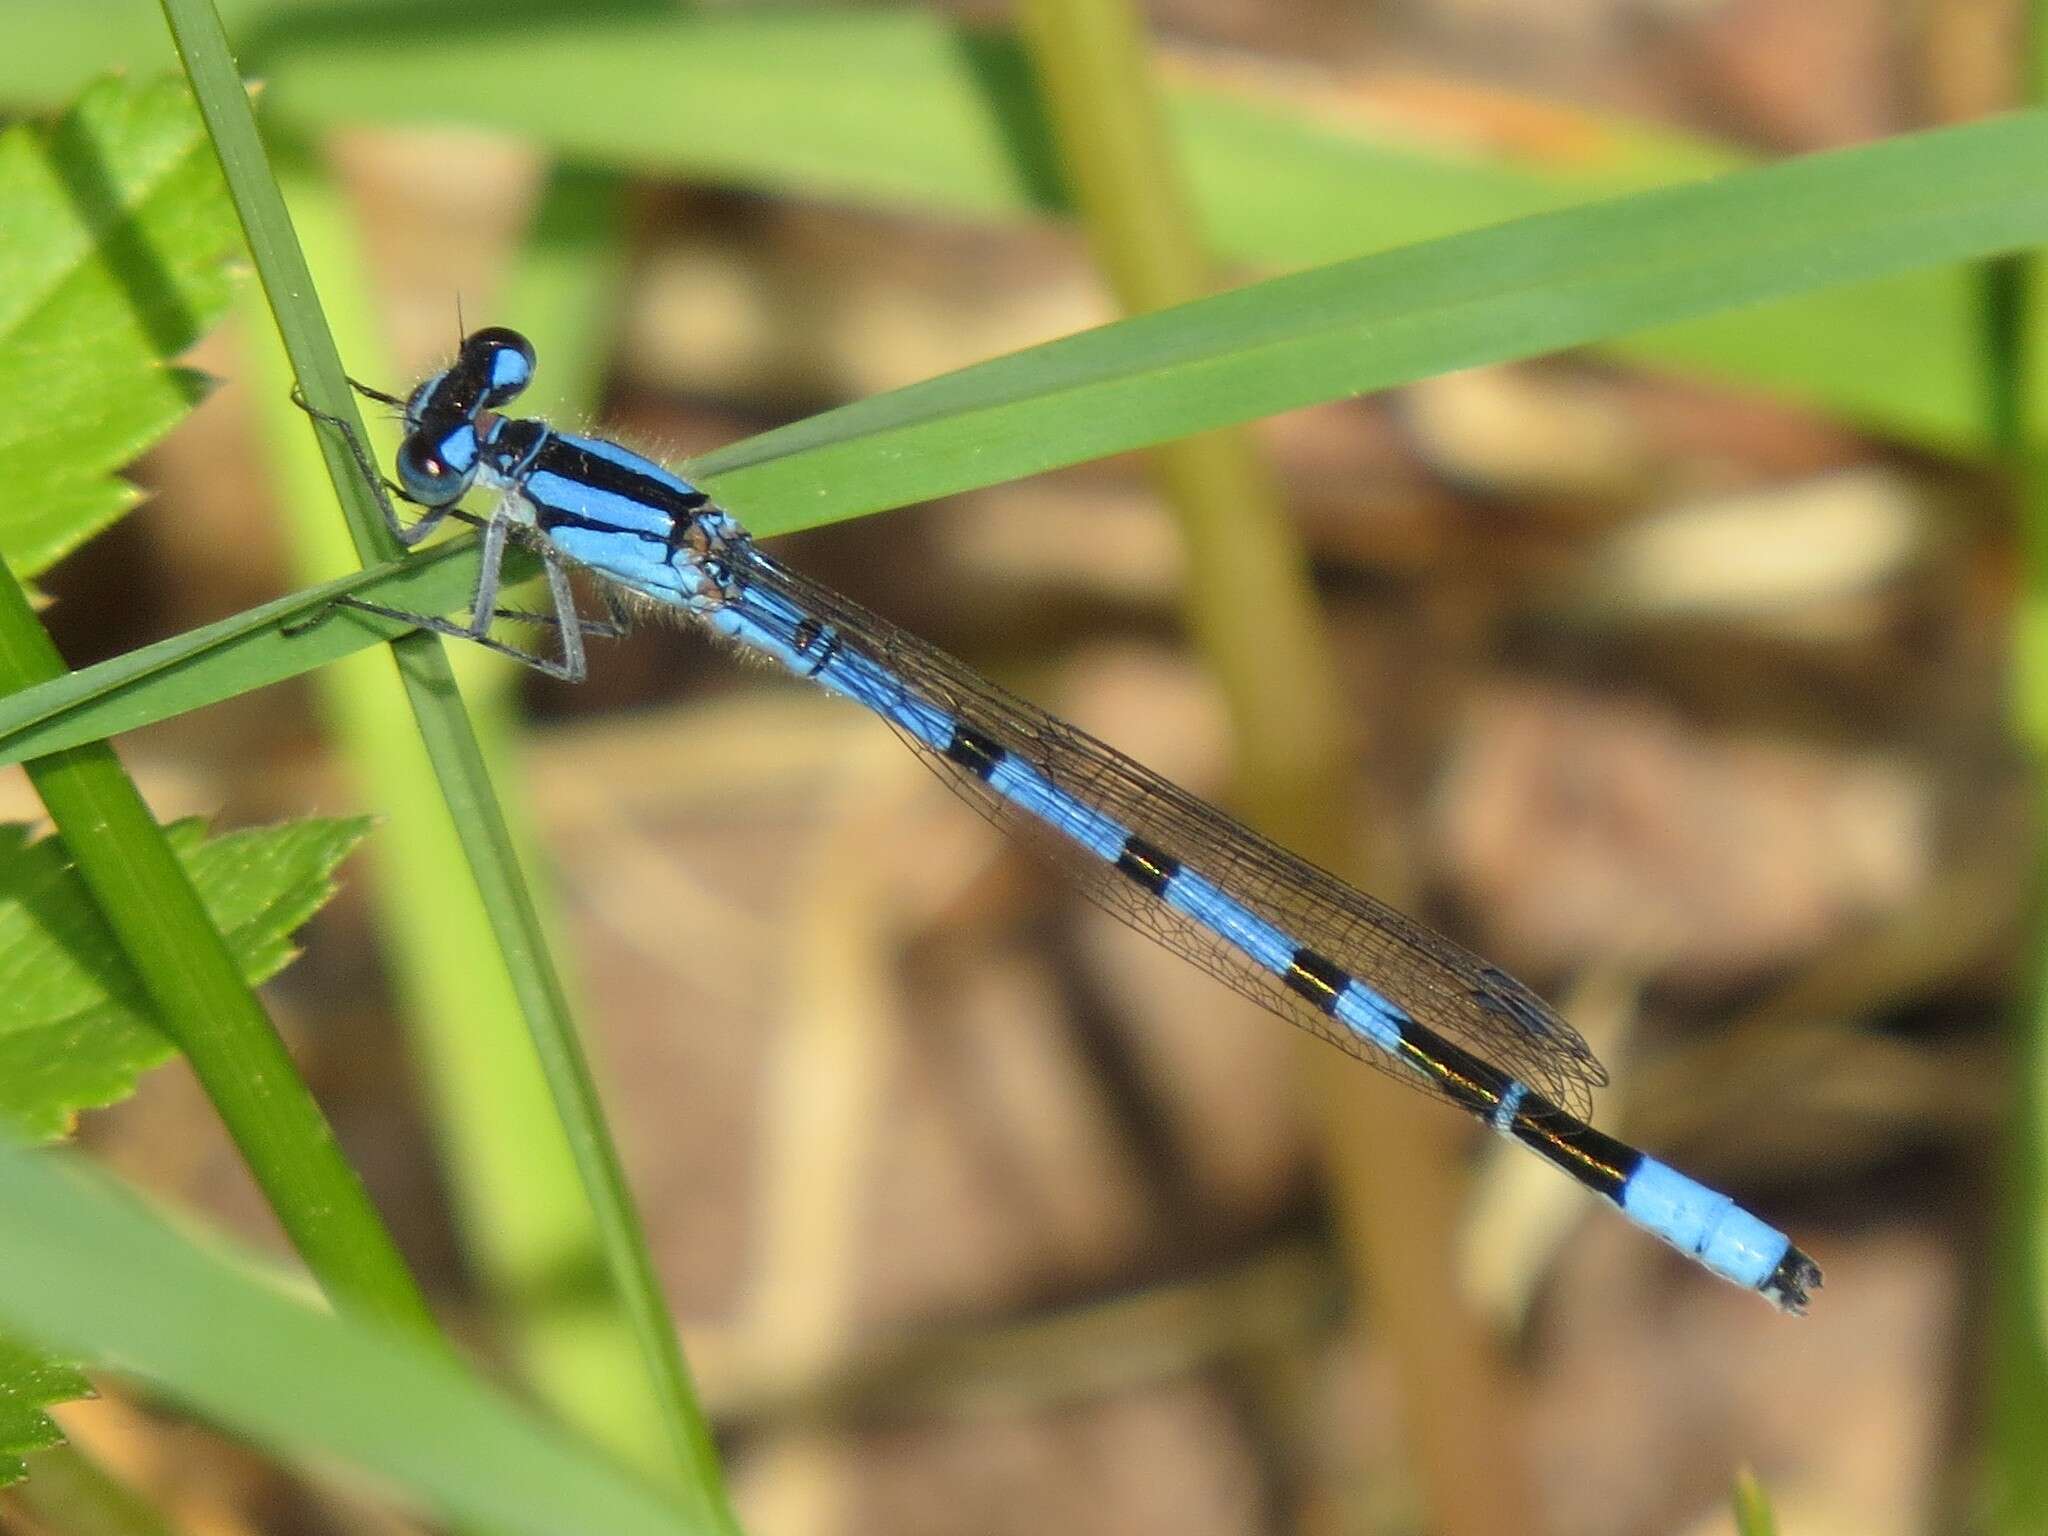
[711,542,1817,1309]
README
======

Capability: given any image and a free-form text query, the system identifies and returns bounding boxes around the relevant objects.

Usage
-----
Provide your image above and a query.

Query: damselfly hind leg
[485,580,634,641]
[336,517,592,682]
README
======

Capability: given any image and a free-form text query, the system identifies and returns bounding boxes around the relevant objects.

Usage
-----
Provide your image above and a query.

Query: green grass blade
[232,6,2029,451]
[0,818,364,1495]
[0,73,426,1483]
[351,167,683,1475]
[0,1139,716,1536]
[1729,1467,1780,1536]
[1989,10,2048,1531]
[0,571,438,1338]
[697,108,2044,530]
[246,149,681,1478]
[0,537,495,767]
[1012,0,1348,822]
[6,107,2048,763]
[0,810,362,1490]
[1019,5,1532,1531]
[157,4,735,1516]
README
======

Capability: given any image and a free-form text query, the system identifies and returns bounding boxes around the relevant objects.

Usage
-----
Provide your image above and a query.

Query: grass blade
[0,1139,714,1536]
[157,2,736,1517]
[696,108,2048,534]
[237,6,2033,451]
[1988,10,2048,1531]
[0,562,437,1336]
[0,70,436,1338]
[1017,5,1534,1534]
[0,2,2009,449]
[0,537,493,766]
[7,109,2048,766]
[1730,1467,1780,1536]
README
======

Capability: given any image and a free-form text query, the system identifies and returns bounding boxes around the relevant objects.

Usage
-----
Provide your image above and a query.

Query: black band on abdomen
[1115,834,1180,896]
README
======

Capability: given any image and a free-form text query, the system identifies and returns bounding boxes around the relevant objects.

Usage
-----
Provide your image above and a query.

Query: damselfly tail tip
[1763,1246,1822,1315]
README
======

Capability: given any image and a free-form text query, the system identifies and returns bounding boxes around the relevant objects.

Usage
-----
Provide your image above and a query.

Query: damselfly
[302,327,1821,1311]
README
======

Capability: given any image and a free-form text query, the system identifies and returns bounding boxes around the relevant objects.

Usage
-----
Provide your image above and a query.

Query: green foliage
[160,5,736,1508]
[0,69,406,1498]
[0,808,367,1492]
[0,1,2001,449]
[0,9,2035,1527]
[0,522,504,765]
[696,109,2048,531]
[0,817,371,1143]
[0,1141,714,1535]
[250,6,1999,447]
[0,1334,90,1487]
[2,107,2046,771]
[0,73,236,578]
[1730,1467,1780,1536]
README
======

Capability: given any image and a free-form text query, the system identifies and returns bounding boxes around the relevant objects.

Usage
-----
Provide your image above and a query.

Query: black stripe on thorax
[1114,835,1179,896]
[556,438,708,509]
[944,723,1004,780]
[519,436,710,530]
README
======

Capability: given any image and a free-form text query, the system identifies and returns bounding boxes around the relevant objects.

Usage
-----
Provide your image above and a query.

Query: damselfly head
[403,327,538,437]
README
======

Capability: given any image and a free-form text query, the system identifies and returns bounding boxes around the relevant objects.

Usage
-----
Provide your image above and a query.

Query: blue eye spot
[470,327,536,407]
[437,424,480,475]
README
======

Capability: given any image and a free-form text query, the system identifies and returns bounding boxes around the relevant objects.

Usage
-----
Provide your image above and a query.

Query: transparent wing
[728,544,1607,1119]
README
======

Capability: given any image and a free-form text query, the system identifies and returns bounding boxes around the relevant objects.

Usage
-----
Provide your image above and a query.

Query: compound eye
[396,429,475,506]
[467,326,536,408]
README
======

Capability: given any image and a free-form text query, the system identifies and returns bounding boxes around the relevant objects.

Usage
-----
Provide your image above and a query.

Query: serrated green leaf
[0,73,238,576]
[0,1332,90,1487]
[0,817,372,1143]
